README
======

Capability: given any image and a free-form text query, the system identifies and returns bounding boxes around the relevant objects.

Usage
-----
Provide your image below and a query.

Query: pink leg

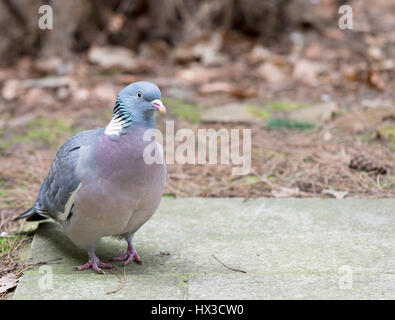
[111,238,142,265]
[74,250,114,274]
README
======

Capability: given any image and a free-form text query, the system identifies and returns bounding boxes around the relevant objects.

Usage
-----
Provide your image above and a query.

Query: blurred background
[0,0,394,220]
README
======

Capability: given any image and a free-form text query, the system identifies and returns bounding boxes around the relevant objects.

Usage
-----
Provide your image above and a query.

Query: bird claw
[111,248,142,265]
[74,255,114,274]
[110,252,129,262]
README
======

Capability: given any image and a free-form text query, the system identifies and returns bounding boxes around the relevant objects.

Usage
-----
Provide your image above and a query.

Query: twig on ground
[15,257,63,277]
[211,254,247,273]
[107,265,126,295]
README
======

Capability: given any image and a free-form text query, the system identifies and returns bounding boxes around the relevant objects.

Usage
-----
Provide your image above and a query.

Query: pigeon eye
[136,91,143,99]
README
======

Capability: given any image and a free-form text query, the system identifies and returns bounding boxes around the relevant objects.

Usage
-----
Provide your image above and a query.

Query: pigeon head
[105,81,166,135]
[118,81,165,115]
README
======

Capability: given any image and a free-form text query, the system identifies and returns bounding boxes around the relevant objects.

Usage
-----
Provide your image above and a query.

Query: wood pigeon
[15,81,167,274]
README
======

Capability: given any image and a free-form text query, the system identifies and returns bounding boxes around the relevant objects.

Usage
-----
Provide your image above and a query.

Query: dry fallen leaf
[322,189,348,199]
[247,45,271,64]
[91,84,119,103]
[323,28,344,40]
[193,33,228,67]
[229,87,256,99]
[368,70,386,91]
[349,154,390,175]
[0,274,18,294]
[304,44,324,60]
[367,46,385,61]
[291,102,338,123]
[199,82,235,94]
[272,187,300,198]
[177,66,219,85]
[88,46,136,70]
[201,104,259,124]
[198,82,256,99]
[293,59,326,86]
[257,62,287,84]
[1,79,22,101]
[108,14,125,33]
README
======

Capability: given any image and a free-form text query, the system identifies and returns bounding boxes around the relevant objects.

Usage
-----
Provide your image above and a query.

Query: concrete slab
[13,198,395,299]
[15,272,187,300]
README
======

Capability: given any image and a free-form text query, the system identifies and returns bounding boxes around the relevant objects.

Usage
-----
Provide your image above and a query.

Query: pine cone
[349,155,389,175]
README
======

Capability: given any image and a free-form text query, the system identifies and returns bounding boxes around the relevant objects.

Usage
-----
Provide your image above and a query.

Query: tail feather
[13,207,36,221]
[13,205,48,222]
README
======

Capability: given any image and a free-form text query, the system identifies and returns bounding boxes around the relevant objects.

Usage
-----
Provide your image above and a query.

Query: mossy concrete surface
[13,198,395,299]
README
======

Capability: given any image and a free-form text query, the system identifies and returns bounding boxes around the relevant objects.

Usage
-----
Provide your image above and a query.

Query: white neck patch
[105,116,124,136]
[105,96,133,136]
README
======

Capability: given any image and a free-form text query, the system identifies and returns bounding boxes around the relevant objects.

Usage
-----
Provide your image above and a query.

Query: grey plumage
[15,129,101,222]
[15,81,167,273]
[38,129,102,221]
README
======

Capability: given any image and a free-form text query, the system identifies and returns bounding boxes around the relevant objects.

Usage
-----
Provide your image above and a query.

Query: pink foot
[74,252,114,274]
[111,243,142,265]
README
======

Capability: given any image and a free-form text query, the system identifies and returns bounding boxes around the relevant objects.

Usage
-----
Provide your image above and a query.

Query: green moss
[244,102,308,119]
[377,126,395,152]
[22,222,39,234]
[389,174,395,189]
[358,130,376,143]
[266,101,309,112]
[246,106,271,119]
[0,127,10,152]
[265,150,286,159]
[251,148,261,158]
[0,140,11,153]
[178,276,189,289]
[0,235,25,255]
[162,193,176,198]
[0,179,22,208]
[0,189,11,197]
[0,197,18,208]
[0,181,15,206]
[104,108,113,120]
[0,237,10,254]
[246,176,260,185]
[266,118,316,130]
[13,118,78,148]
[163,98,203,123]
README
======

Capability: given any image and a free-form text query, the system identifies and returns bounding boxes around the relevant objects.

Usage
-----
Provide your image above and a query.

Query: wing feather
[36,128,102,221]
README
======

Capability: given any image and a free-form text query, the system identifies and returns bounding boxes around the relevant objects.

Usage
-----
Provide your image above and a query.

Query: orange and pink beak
[151,99,166,113]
